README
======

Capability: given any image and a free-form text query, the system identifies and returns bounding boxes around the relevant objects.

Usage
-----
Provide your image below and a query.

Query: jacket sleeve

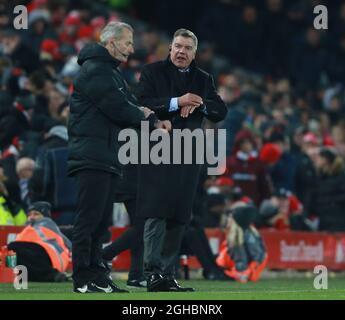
[41,219,72,251]
[202,75,228,123]
[82,71,146,128]
[135,66,172,117]
[244,229,266,263]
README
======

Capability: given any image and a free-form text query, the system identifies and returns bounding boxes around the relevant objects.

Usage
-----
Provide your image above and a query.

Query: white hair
[99,21,133,45]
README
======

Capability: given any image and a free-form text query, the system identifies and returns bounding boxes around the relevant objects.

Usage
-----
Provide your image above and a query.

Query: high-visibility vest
[15,225,71,272]
[0,196,27,226]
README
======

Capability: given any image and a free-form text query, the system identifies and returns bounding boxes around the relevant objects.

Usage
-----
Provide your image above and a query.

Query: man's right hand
[140,107,154,118]
[178,93,203,108]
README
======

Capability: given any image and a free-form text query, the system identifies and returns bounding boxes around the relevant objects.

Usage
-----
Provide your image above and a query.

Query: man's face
[277,197,289,214]
[315,154,328,170]
[28,210,44,222]
[306,29,320,48]
[240,139,254,154]
[170,36,196,69]
[1,35,20,55]
[16,158,35,180]
[110,28,134,63]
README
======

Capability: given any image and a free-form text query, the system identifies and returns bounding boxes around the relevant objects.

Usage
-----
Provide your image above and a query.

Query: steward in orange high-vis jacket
[8,201,71,282]
[216,205,268,283]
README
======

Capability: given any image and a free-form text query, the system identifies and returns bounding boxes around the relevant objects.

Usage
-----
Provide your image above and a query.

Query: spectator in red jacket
[225,129,272,206]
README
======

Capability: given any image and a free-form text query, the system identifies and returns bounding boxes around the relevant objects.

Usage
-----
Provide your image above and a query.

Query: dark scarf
[166,57,196,94]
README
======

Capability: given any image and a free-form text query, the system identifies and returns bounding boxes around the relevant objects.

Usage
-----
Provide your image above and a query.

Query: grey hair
[173,28,198,50]
[99,21,133,45]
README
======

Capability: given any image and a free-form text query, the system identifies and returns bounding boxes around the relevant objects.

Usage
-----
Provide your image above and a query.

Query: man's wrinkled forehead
[114,27,133,41]
[172,36,196,51]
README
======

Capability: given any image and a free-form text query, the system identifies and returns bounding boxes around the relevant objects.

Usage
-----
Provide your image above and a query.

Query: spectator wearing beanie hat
[27,201,52,220]
[7,200,72,282]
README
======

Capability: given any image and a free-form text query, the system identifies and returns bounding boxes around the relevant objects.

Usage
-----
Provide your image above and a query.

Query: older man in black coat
[135,28,227,291]
[67,22,166,293]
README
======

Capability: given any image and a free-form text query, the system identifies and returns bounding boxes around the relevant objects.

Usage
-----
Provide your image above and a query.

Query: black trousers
[102,199,145,280]
[143,218,186,278]
[72,169,118,287]
[181,225,221,275]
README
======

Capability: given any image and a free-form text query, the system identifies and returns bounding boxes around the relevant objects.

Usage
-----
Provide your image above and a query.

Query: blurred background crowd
[0,0,345,234]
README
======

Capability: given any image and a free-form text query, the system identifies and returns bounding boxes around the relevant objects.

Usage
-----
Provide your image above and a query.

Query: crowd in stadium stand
[0,0,345,234]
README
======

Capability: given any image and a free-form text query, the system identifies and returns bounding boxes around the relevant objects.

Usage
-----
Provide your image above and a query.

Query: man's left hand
[180,105,198,118]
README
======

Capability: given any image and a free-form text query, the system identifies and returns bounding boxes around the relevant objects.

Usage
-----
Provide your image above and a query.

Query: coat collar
[77,43,122,68]
[163,56,198,93]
